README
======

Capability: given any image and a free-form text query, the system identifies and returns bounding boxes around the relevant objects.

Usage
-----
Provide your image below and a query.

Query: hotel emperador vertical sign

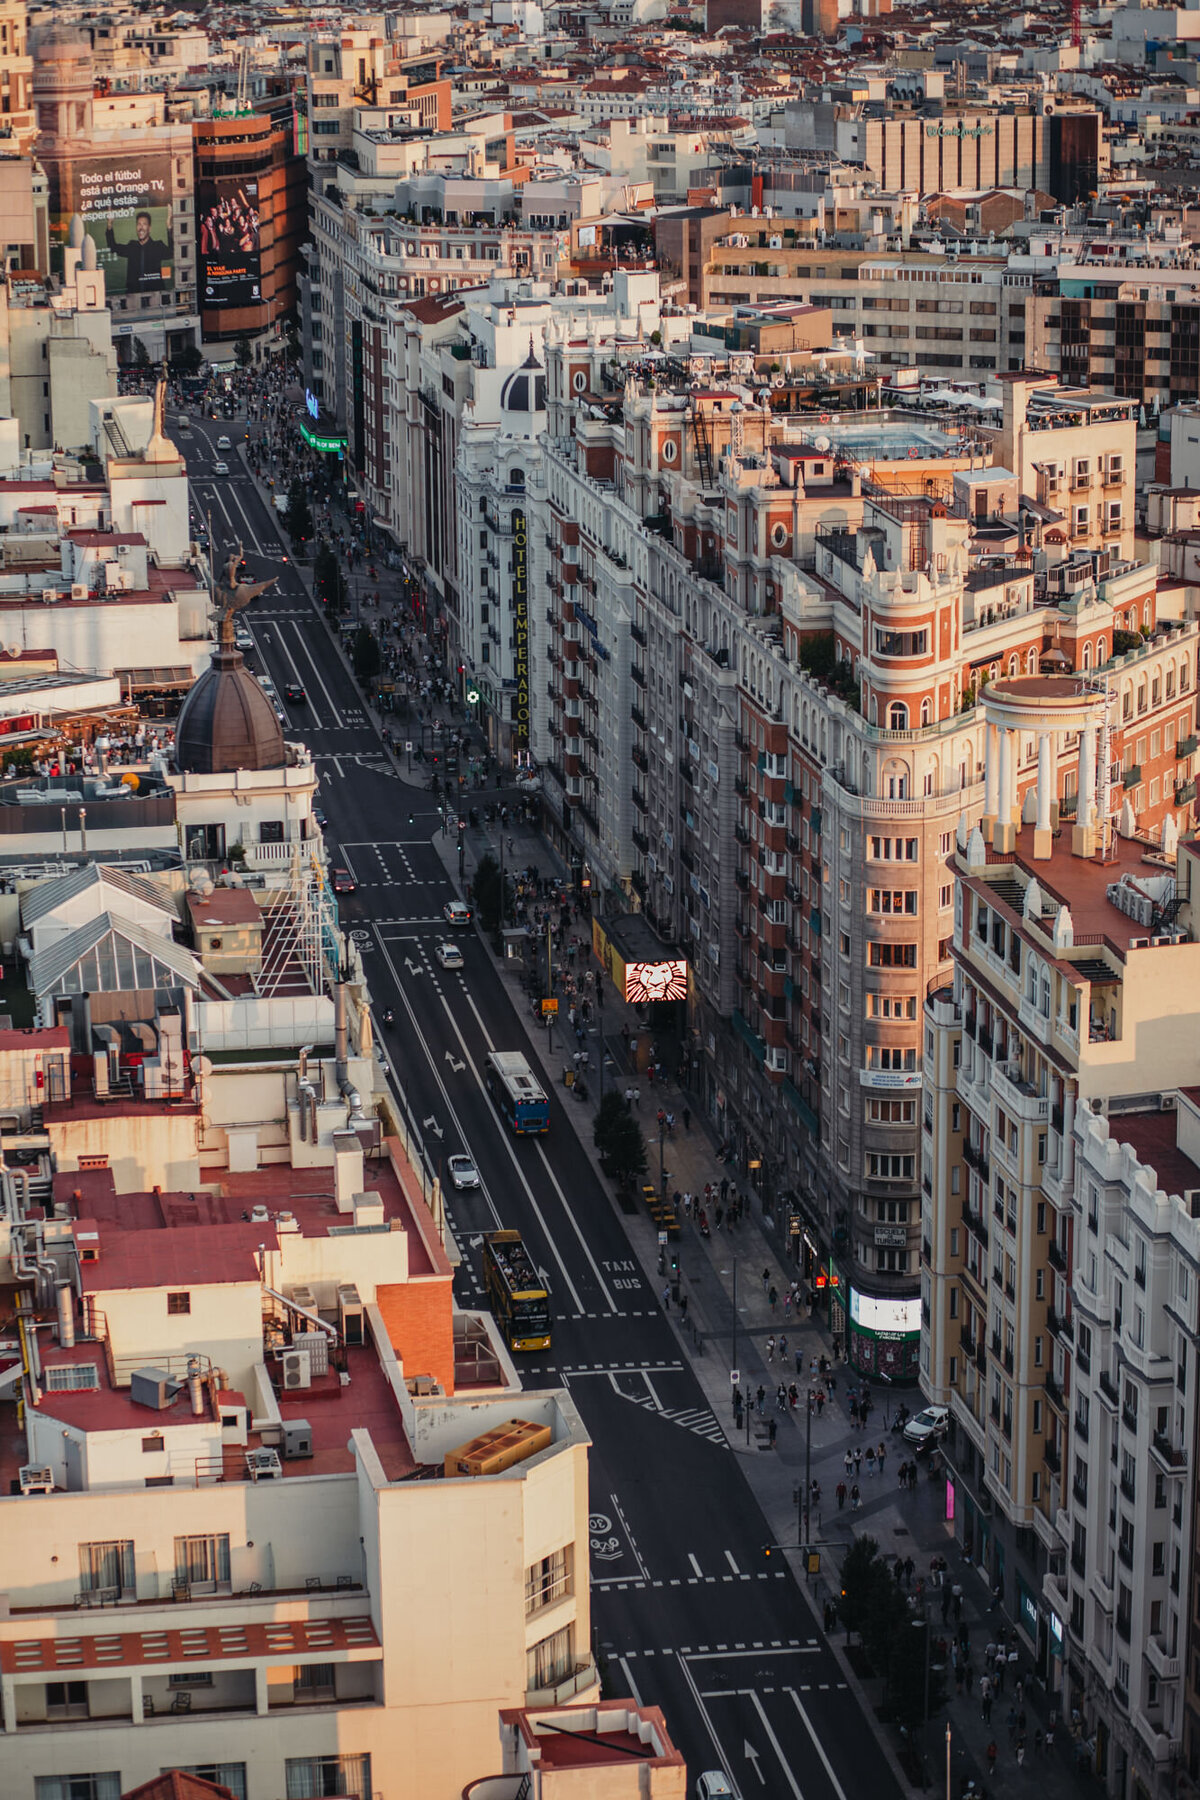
[513,509,529,747]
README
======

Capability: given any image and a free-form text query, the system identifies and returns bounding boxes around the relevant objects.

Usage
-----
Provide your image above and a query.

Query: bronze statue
[215,541,276,647]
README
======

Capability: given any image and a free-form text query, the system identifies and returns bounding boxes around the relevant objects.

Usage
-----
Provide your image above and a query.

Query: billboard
[512,508,529,748]
[624,960,688,1004]
[198,175,262,310]
[50,153,174,295]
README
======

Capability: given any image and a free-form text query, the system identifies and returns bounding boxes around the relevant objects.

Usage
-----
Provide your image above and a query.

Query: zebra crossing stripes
[636,1398,730,1448]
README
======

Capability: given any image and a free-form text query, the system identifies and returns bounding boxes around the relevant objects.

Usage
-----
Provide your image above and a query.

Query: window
[869,942,917,968]
[167,1292,191,1316]
[874,628,929,657]
[36,1782,120,1800]
[525,1547,573,1616]
[166,1774,246,1800]
[295,1663,336,1698]
[46,1681,89,1718]
[169,1671,214,1687]
[79,1540,134,1597]
[869,889,918,915]
[174,1533,231,1593]
[527,1623,577,1692]
[867,1099,916,1123]
[45,1363,99,1391]
[285,1756,372,1799]
[868,1155,915,1181]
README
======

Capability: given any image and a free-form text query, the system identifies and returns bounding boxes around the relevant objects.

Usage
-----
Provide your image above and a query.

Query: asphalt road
[183,415,904,1800]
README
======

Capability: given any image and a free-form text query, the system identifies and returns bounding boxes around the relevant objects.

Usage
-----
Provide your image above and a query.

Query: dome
[174,643,285,775]
[501,337,546,417]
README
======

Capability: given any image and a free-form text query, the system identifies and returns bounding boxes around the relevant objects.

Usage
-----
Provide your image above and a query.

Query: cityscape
[0,0,1198,1797]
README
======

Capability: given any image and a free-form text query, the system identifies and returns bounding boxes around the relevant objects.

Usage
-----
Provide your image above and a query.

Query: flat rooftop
[1107,1106,1200,1198]
[977,823,1181,961]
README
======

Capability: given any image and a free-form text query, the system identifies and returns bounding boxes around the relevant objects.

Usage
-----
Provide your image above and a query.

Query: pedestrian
[756,1385,766,1417]
[682,1106,691,1130]
[1006,1708,1018,1749]
[986,1742,998,1777]
[1016,1737,1026,1769]
[761,1267,770,1294]
[853,1447,862,1477]
[876,1440,886,1474]
[662,1285,670,1309]
[844,1450,854,1478]
[680,1293,689,1322]
[816,1389,825,1416]
[768,1285,778,1313]
[776,1383,787,1412]
[766,1333,776,1363]
[779,1334,788,1362]
[836,1481,847,1510]
[850,1482,861,1510]
[982,1691,993,1725]
[865,1445,876,1478]
[768,1417,777,1447]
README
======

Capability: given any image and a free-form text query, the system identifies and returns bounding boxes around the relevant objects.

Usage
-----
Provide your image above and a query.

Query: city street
[183,415,903,1800]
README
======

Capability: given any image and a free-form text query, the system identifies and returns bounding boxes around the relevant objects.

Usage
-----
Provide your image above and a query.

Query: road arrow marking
[745,1742,765,1784]
[421,1115,444,1140]
[444,1051,466,1073]
[404,957,424,977]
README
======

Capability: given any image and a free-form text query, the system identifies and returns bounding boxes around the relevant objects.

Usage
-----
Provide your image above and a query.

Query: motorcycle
[382,1007,394,1027]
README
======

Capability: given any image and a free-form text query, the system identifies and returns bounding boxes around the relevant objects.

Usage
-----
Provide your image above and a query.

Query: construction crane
[1071,0,1082,51]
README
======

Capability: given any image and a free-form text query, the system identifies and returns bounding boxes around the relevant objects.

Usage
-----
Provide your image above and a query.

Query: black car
[284,683,306,704]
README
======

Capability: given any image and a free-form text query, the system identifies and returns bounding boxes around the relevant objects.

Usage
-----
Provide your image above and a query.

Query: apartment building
[1023,250,1200,404]
[922,710,1200,1786]
[304,32,450,165]
[534,341,1194,1373]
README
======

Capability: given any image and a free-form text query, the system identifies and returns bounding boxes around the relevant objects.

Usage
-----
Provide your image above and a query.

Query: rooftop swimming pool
[800,416,956,460]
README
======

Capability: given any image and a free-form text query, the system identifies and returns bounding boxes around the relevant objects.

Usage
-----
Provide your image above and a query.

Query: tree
[837,1536,889,1645]
[351,626,381,687]
[131,337,151,368]
[173,343,203,375]
[282,487,314,547]
[593,1091,647,1189]
[234,335,252,369]
[471,852,509,935]
[314,542,341,613]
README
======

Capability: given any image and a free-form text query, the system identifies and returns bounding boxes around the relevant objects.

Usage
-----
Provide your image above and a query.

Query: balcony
[1177,735,1198,759]
[1151,1430,1188,1472]
[632,788,647,813]
[1146,1637,1182,1682]
[1044,1440,1061,1474]
[1098,1369,1119,1409]
[631,664,646,688]
[632,746,648,772]
[1048,1238,1067,1273]
[1073,1475,1088,1506]
[1123,765,1142,788]
[630,621,646,647]
[525,1657,601,1708]
[1119,1470,1137,1503]
[631,705,646,731]
[1176,780,1196,807]
[1044,1371,1066,1408]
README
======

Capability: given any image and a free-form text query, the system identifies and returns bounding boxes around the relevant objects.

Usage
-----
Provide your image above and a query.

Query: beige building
[922,690,1200,1756]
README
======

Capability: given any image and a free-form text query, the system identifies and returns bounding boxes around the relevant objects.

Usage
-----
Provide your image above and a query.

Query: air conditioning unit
[281,1349,311,1391]
[292,1329,329,1377]
[1129,936,1151,949]
[283,1419,313,1459]
[338,1283,365,1346]
[70,583,87,601]
[1185,1189,1200,1219]
[18,1464,54,1495]
[42,588,57,604]
[290,1285,316,1313]
[250,1204,270,1223]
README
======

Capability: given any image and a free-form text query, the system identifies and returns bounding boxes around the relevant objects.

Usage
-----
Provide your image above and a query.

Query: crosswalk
[636,1398,730,1449]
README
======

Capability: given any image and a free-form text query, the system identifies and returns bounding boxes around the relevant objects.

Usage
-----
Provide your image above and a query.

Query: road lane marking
[726,1551,741,1575]
[690,1648,820,1662]
[289,618,345,727]
[787,1687,848,1800]
[675,1653,739,1794]
[439,984,617,1312]
[689,1554,704,1577]
[374,927,585,1308]
[617,1657,644,1706]
[744,1692,803,1800]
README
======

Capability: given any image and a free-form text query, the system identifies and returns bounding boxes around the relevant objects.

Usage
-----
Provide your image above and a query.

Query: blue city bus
[485,1050,550,1135]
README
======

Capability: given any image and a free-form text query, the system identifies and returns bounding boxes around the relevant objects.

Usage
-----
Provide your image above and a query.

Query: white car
[216,435,232,451]
[234,627,253,651]
[443,900,472,927]
[696,1776,734,1800]
[447,1153,480,1191]
[436,941,464,969]
[903,1404,950,1446]
[213,460,230,476]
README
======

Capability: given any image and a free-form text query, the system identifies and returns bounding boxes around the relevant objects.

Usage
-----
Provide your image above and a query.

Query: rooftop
[1107,1105,1200,1198]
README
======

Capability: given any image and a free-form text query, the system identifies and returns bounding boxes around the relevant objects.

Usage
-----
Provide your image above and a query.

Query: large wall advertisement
[512,508,529,748]
[198,175,262,310]
[50,153,174,295]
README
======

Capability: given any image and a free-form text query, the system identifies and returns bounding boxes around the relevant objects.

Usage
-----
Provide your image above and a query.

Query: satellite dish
[6,644,19,658]
[814,434,832,453]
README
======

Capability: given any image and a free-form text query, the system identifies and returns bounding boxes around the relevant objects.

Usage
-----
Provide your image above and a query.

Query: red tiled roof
[80,1223,277,1292]
[123,1775,238,1800]
[0,1613,380,1676]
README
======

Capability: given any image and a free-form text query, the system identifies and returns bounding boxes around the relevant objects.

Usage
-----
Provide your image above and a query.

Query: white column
[1079,724,1096,827]
[1036,733,1053,834]
[984,719,999,821]
[998,727,1013,823]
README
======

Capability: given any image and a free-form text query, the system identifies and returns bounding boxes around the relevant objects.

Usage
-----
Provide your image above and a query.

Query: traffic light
[669,1252,679,1278]
[763,1544,775,1562]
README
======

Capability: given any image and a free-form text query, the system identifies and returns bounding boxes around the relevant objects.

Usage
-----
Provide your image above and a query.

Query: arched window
[888,701,909,730]
[1082,642,1092,671]
[1027,649,1037,674]
[921,698,932,727]
[509,467,525,488]
[1008,654,1019,678]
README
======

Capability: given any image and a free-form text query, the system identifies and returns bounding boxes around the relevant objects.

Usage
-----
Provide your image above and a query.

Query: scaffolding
[254,847,341,999]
